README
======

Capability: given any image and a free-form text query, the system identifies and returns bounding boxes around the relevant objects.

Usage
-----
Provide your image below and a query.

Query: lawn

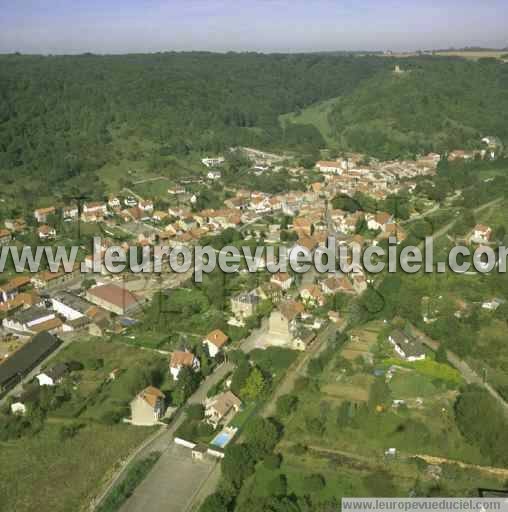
[0,423,153,512]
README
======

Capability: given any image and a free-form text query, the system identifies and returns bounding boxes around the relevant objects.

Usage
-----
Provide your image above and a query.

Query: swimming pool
[211,431,233,448]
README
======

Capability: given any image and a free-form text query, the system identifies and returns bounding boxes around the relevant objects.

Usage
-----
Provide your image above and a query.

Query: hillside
[0,52,387,205]
[328,58,508,159]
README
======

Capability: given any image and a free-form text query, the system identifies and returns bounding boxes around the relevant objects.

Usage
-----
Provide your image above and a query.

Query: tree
[240,367,266,402]
[244,417,281,459]
[200,492,232,512]
[267,474,288,497]
[222,444,255,488]
[276,394,298,417]
[230,360,251,396]
[435,343,448,364]
[186,403,204,421]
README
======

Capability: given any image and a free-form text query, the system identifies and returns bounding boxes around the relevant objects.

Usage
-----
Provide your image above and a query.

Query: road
[262,322,338,418]
[91,361,233,511]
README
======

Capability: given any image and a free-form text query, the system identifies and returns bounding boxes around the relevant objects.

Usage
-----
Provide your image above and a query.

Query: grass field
[48,338,169,421]
[0,423,152,512]
[279,96,341,146]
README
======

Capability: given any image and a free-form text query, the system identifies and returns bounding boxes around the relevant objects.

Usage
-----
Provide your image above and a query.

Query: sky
[0,0,507,55]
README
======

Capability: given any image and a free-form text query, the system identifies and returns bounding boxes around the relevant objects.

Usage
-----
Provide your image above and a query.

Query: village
[1,143,507,512]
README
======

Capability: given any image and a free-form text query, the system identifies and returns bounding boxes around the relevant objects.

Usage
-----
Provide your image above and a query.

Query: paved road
[91,362,233,511]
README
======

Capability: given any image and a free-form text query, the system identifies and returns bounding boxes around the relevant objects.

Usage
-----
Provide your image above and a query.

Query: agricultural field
[0,422,152,512]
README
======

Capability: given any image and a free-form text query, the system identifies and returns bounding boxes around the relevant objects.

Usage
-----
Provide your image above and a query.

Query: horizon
[1,0,507,55]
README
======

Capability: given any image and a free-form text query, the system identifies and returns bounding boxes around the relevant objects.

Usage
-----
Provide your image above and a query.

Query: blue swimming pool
[211,431,233,448]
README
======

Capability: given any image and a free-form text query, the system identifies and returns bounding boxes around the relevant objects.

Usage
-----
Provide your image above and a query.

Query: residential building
[51,292,94,321]
[231,291,260,320]
[34,206,56,224]
[388,330,426,362]
[203,329,229,358]
[316,161,344,175]
[202,157,225,168]
[471,224,493,244]
[266,300,305,346]
[35,363,69,386]
[0,228,12,245]
[0,276,31,304]
[204,391,241,428]
[2,306,57,334]
[130,386,166,426]
[270,272,293,291]
[169,351,200,381]
[37,225,56,240]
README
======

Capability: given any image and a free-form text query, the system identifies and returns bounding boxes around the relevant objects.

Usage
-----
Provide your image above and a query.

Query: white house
[130,386,166,426]
[202,157,225,168]
[367,212,393,231]
[316,161,344,175]
[203,329,229,358]
[204,391,242,427]
[169,351,200,381]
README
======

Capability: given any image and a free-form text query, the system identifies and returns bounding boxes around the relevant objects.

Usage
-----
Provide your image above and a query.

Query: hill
[327,58,508,159]
[0,52,387,205]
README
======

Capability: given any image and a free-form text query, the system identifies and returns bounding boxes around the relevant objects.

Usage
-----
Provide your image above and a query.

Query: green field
[0,423,152,512]
[279,96,341,146]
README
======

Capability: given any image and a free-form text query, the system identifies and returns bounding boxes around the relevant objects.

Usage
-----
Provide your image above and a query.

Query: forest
[1,52,507,204]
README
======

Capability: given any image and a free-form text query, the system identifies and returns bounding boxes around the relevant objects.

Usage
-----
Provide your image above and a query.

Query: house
[0,276,31,304]
[266,300,305,346]
[321,276,355,295]
[203,329,229,358]
[36,363,69,386]
[316,161,344,175]
[0,332,61,394]
[31,268,79,290]
[207,170,222,180]
[2,306,57,334]
[388,330,426,362]
[108,196,121,209]
[130,386,166,426]
[471,224,493,244]
[299,285,325,307]
[62,206,79,221]
[201,157,225,168]
[34,206,56,224]
[169,351,200,381]
[83,202,107,216]
[0,228,12,245]
[85,284,140,316]
[204,391,242,428]
[231,292,260,319]
[37,225,56,240]
[138,199,154,213]
[482,298,505,312]
[367,212,393,231]
[270,272,293,291]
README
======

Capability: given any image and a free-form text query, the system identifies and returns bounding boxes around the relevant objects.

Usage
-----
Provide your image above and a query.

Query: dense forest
[329,57,508,159]
[1,52,507,201]
[0,52,386,199]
